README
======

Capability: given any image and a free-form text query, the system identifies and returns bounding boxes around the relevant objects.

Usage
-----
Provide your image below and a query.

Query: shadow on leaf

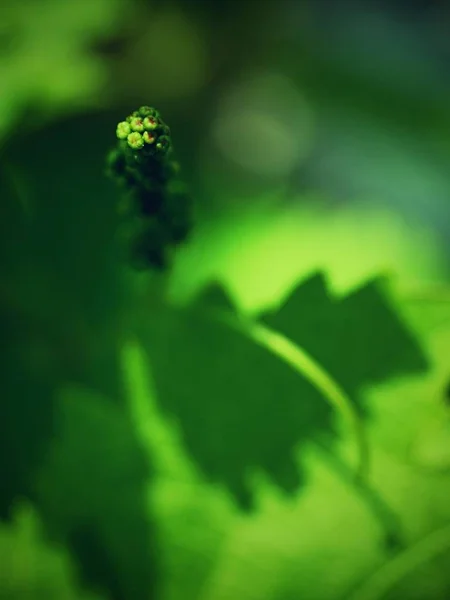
[140,281,334,510]
[261,273,429,408]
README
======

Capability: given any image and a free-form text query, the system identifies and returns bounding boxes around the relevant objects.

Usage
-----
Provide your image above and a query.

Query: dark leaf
[261,273,429,406]
[35,386,160,600]
[140,282,334,509]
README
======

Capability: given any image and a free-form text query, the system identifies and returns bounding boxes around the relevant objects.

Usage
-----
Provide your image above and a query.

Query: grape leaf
[140,281,335,510]
[261,272,429,407]
[34,386,159,600]
[140,273,428,510]
[0,203,57,519]
[0,336,56,520]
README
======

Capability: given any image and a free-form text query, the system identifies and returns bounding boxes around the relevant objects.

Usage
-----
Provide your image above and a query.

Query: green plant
[1,106,450,600]
[107,106,193,270]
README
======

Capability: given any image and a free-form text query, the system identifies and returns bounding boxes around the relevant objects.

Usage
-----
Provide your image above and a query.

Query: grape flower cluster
[107,106,192,270]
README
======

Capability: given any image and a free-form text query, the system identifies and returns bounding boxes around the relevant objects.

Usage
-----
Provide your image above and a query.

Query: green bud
[143,131,156,144]
[139,106,159,118]
[116,121,131,139]
[143,116,159,131]
[130,117,145,132]
[127,132,144,150]
[155,135,171,155]
[126,111,140,123]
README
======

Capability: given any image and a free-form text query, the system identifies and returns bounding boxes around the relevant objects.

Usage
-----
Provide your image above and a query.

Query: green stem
[212,309,370,483]
[215,305,401,550]
[346,522,450,600]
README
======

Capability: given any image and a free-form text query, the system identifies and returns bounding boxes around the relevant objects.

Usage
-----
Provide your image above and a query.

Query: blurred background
[1,0,450,598]
[3,0,448,305]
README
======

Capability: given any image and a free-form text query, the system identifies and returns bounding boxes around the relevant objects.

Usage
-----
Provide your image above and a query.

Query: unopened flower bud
[127,132,144,149]
[126,111,140,123]
[116,121,131,139]
[155,135,171,155]
[143,116,159,131]
[139,106,159,118]
[130,117,145,132]
[143,131,156,144]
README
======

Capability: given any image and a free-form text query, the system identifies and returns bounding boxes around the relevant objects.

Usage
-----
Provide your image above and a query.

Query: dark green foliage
[139,274,428,509]
[0,161,29,275]
[35,387,159,600]
[5,113,126,337]
[261,273,429,408]
[0,329,56,520]
[0,160,58,519]
[0,106,444,600]
[140,282,333,509]
[0,115,155,597]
